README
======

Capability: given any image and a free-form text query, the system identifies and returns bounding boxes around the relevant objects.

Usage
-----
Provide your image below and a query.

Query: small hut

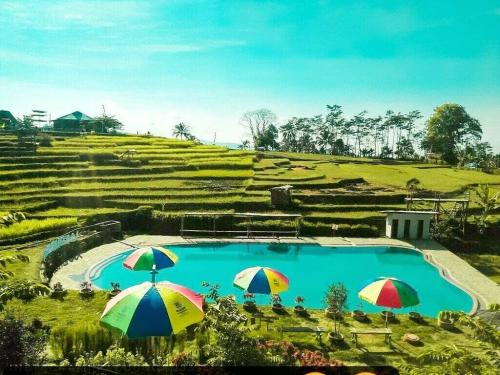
[0,110,17,130]
[53,111,93,131]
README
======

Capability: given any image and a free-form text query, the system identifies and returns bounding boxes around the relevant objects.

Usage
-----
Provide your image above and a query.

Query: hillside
[1,133,500,244]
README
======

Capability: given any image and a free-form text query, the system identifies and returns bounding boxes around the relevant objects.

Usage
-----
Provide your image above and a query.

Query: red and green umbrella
[233,266,289,295]
[123,246,178,271]
[100,281,204,338]
[358,277,419,309]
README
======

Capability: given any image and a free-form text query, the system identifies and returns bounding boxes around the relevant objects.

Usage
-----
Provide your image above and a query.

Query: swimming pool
[89,242,473,317]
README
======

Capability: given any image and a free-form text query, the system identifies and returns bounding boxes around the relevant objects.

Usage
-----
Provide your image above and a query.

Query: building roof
[54,111,93,122]
[0,110,16,123]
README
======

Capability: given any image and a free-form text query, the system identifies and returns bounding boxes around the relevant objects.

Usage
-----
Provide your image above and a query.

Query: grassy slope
[1,133,500,279]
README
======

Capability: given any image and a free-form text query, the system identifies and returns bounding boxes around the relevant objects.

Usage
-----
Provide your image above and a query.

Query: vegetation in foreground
[0,281,498,373]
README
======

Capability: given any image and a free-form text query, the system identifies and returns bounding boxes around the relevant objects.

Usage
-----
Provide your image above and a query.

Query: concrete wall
[385,213,432,240]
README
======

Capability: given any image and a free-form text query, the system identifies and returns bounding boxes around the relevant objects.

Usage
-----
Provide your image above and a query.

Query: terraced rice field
[1,133,499,241]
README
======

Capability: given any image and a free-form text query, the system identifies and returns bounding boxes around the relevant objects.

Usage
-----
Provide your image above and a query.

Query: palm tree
[172,122,192,140]
[280,120,298,152]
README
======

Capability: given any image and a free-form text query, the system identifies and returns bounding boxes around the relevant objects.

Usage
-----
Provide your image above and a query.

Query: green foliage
[473,184,500,235]
[50,324,116,362]
[0,218,77,242]
[0,314,47,367]
[0,254,29,280]
[0,211,26,227]
[74,346,146,366]
[422,103,482,164]
[323,282,348,334]
[0,280,51,309]
[36,133,53,147]
[201,282,268,366]
[489,303,500,311]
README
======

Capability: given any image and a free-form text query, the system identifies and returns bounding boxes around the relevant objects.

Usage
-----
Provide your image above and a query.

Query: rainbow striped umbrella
[358,277,419,309]
[100,281,204,338]
[123,246,178,271]
[233,266,289,295]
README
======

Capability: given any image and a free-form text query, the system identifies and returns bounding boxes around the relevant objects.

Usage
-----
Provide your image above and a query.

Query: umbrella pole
[151,265,158,284]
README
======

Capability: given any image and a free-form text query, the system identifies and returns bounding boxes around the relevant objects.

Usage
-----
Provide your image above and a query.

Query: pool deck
[51,235,500,312]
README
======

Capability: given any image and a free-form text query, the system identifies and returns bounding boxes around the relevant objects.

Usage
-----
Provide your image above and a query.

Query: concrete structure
[382,210,437,240]
[270,185,293,207]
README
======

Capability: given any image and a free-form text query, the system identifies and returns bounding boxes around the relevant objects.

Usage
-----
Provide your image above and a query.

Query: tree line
[239,103,499,168]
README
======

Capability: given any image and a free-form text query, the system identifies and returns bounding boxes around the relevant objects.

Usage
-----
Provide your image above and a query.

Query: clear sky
[1,0,499,150]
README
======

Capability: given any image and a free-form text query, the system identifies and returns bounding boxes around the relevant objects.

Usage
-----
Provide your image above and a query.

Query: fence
[42,220,121,261]
[180,212,302,238]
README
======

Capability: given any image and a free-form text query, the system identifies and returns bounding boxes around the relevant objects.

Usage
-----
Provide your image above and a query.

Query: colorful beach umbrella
[358,277,419,309]
[100,281,204,338]
[123,246,178,271]
[233,266,289,295]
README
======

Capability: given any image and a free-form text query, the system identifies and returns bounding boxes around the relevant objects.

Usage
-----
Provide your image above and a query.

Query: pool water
[90,243,473,317]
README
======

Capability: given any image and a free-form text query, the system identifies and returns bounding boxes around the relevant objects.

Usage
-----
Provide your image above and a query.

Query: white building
[381,211,438,240]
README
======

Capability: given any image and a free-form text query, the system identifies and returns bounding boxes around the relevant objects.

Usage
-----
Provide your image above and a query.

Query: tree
[474,184,500,235]
[280,119,298,152]
[0,314,47,367]
[323,282,348,336]
[238,140,250,150]
[406,178,421,199]
[422,104,482,164]
[172,122,192,140]
[89,106,123,133]
[256,124,279,150]
[240,109,277,149]
[201,282,267,366]
[395,138,416,160]
[324,105,345,154]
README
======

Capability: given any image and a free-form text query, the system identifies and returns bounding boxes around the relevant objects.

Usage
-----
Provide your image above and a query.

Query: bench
[350,328,392,347]
[280,326,326,342]
[250,313,278,331]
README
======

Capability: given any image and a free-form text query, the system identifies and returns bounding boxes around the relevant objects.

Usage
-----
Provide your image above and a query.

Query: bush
[0,314,47,367]
[36,133,53,147]
[78,153,117,162]
[85,206,153,231]
[50,324,115,362]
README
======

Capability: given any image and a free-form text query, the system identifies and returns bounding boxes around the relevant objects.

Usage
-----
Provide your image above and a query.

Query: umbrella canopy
[358,277,419,309]
[100,281,203,338]
[233,266,289,294]
[123,246,178,271]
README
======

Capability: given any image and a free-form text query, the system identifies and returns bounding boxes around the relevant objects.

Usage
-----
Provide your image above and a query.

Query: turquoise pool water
[90,243,473,316]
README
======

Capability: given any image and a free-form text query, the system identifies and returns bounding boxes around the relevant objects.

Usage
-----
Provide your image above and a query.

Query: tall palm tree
[172,122,192,140]
[280,120,298,152]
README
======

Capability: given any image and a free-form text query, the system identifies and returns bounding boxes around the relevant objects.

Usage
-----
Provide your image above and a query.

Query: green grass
[1,295,494,370]
[0,218,77,240]
[28,207,128,218]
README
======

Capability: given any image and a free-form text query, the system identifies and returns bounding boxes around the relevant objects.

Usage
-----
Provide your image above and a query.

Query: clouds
[0,1,150,30]
[0,0,499,150]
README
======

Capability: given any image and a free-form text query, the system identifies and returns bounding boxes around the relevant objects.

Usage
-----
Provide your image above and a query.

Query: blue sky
[1,0,499,150]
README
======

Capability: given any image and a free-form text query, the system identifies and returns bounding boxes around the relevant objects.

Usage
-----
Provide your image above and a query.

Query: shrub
[0,314,47,367]
[78,153,117,162]
[36,133,53,147]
